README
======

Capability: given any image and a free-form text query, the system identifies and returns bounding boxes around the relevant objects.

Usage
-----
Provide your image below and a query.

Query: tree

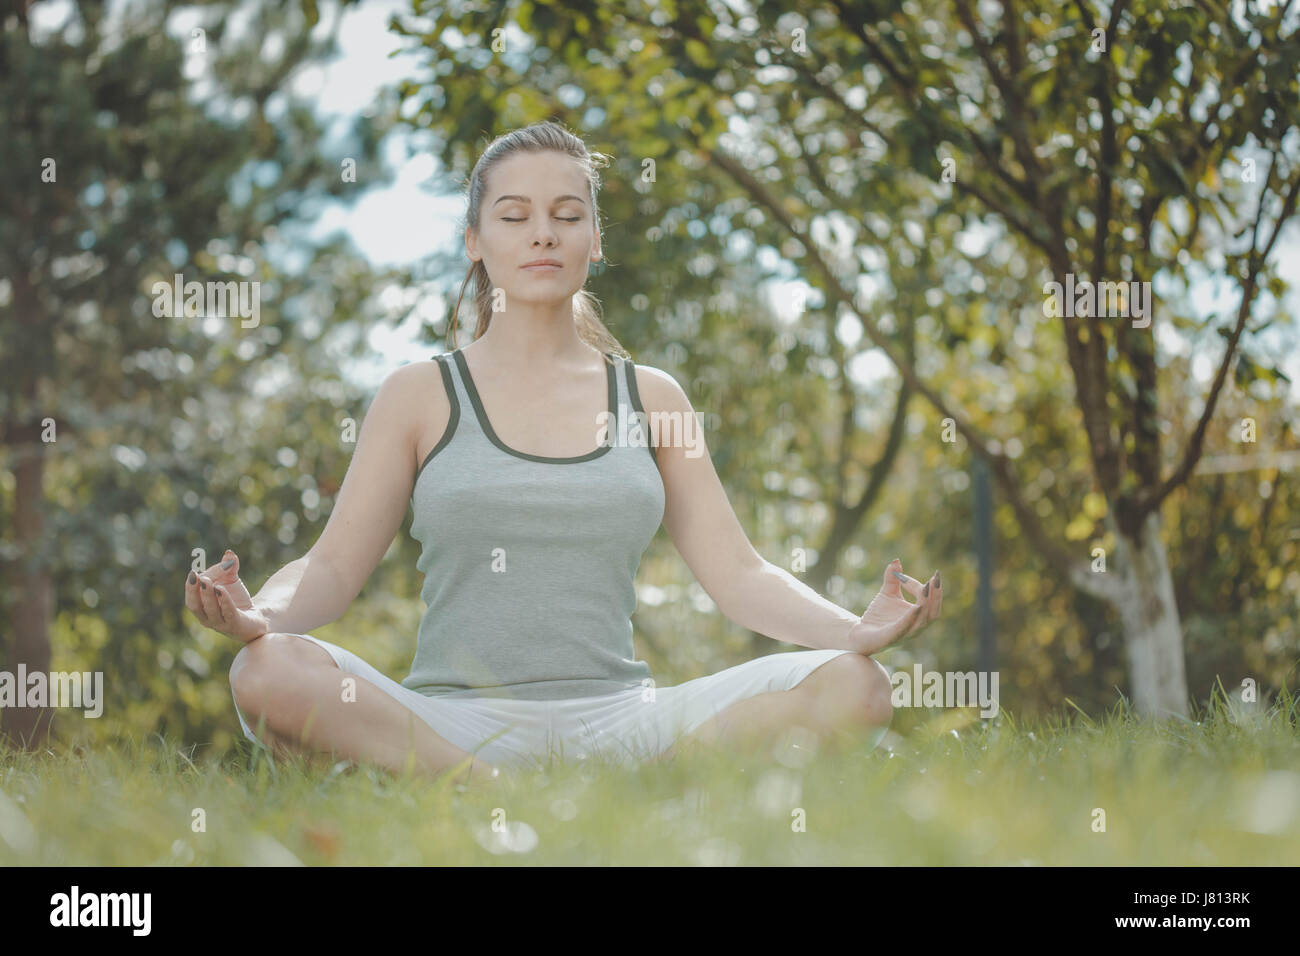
[391,0,1300,717]
[0,0,388,749]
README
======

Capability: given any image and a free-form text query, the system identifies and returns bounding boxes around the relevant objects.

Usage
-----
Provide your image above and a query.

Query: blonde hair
[448,120,629,359]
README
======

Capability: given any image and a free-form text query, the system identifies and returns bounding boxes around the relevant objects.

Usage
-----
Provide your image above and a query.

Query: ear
[465,224,480,262]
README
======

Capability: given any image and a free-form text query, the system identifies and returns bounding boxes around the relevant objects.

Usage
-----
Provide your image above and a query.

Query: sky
[29,0,1300,408]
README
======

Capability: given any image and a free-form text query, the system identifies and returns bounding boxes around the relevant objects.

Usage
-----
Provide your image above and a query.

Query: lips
[522,261,563,271]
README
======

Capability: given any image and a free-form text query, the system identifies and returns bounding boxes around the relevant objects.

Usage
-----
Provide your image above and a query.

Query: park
[0,0,1297,888]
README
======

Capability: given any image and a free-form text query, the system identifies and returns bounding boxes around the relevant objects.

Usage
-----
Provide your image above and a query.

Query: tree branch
[806,361,913,594]
[950,0,1045,195]
[1142,164,1300,515]
[707,146,1109,599]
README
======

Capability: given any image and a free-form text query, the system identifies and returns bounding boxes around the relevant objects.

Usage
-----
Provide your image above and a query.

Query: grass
[2,681,1298,865]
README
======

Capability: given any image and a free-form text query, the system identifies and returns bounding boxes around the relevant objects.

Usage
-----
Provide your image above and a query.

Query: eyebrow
[492,194,587,207]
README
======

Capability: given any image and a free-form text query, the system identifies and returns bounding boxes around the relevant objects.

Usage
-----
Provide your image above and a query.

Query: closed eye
[502,217,581,222]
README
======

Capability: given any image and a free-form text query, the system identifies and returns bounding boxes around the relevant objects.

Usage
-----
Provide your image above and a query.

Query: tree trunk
[1110,510,1190,718]
[2,267,54,750]
[1,420,54,750]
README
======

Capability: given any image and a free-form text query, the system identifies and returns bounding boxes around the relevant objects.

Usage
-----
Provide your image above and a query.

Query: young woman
[186,121,942,786]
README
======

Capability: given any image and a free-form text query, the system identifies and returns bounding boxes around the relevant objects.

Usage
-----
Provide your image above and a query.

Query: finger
[898,585,932,637]
[916,572,938,625]
[920,572,942,626]
[185,571,210,625]
[208,549,239,585]
[890,567,927,602]
[882,559,904,597]
[212,583,235,630]
[196,573,222,621]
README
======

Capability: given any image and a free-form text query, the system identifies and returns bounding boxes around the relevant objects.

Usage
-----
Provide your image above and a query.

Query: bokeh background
[2,0,1298,759]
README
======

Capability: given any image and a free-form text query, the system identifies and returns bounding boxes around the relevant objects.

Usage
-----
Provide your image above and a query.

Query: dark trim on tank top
[412,354,460,490]
[622,357,659,467]
[451,347,618,464]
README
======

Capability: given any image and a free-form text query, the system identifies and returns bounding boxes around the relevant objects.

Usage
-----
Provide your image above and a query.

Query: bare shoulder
[390,356,458,470]
[361,357,452,459]
[624,360,693,415]
[382,355,446,392]
[372,358,448,417]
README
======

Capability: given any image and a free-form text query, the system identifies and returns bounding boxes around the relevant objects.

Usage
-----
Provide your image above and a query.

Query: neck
[468,303,597,367]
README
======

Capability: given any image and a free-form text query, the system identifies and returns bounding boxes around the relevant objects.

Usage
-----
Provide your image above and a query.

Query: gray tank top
[402,347,665,700]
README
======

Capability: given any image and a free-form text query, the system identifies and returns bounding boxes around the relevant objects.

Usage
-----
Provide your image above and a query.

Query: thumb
[882,558,903,596]
[214,549,240,582]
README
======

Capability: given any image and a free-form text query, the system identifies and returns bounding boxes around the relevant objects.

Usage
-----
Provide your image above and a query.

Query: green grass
[2,682,1298,865]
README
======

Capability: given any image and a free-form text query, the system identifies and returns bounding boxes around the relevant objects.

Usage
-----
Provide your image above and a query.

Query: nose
[530,221,558,247]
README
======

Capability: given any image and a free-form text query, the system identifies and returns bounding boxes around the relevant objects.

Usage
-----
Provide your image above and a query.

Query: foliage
[0,0,399,749]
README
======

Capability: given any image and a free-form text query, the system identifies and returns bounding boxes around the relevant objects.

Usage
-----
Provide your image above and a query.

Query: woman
[186,121,942,786]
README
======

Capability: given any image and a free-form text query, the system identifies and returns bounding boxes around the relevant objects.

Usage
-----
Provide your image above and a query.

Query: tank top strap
[612,354,656,463]
[437,350,484,439]
[608,352,628,428]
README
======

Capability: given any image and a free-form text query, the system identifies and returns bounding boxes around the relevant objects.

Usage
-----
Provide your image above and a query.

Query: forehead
[486,150,589,200]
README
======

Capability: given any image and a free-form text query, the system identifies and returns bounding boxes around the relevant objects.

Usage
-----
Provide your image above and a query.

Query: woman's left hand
[845,559,941,655]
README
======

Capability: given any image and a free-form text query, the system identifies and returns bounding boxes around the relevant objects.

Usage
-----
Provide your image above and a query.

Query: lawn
[2,685,1297,866]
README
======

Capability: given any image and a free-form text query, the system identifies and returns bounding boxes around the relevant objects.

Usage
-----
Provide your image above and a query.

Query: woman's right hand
[184,549,270,643]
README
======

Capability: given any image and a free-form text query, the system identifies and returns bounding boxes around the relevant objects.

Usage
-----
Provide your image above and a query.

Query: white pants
[231,634,860,772]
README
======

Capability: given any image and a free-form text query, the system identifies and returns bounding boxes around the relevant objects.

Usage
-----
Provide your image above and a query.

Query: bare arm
[250,551,354,637]
[635,365,864,651]
[250,362,432,636]
[716,564,862,651]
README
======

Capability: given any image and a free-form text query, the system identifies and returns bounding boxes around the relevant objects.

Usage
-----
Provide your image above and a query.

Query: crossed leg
[655,652,892,763]
[230,632,503,786]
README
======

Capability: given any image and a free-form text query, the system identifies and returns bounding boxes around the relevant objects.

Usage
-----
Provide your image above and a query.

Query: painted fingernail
[200,580,207,589]
[892,570,906,582]
[215,587,223,597]
[924,582,930,596]
[936,571,941,588]
[220,558,234,569]
[187,571,195,584]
